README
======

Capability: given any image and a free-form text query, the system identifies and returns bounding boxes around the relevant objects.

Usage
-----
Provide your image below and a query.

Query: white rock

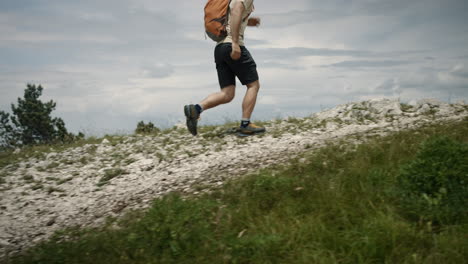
[369,99,402,116]
[0,238,10,247]
[174,122,186,130]
[418,98,442,106]
[326,122,338,130]
[46,152,57,159]
[417,104,431,114]
[101,138,110,144]
[408,99,418,106]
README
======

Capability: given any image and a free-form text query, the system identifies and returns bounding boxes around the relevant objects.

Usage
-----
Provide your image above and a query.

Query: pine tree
[0,111,17,148]
[0,84,79,149]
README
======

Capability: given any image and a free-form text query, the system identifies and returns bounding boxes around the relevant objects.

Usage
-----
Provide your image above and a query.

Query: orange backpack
[204,0,231,42]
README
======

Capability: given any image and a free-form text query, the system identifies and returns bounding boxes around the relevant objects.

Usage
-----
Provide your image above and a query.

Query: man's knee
[223,92,235,103]
[221,85,235,103]
[247,80,260,91]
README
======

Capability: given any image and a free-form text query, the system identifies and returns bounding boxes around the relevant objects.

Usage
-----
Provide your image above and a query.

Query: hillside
[0,98,467,259]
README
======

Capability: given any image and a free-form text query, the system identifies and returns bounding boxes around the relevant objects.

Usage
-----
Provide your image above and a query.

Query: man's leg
[242,80,260,119]
[184,85,235,136]
[200,85,236,111]
[238,80,265,135]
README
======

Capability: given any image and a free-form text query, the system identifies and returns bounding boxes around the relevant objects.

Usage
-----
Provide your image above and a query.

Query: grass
[6,118,468,264]
[22,175,34,182]
[46,186,64,194]
[97,168,128,187]
[57,177,74,185]
[0,136,102,170]
[46,162,60,170]
[400,103,413,112]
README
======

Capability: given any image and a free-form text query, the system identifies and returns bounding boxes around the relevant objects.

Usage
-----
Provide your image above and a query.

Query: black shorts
[214,43,259,88]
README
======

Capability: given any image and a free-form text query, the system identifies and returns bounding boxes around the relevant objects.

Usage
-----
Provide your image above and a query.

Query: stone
[0,239,10,248]
[369,99,402,116]
[46,152,57,159]
[46,217,56,226]
[418,98,442,106]
[174,122,186,130]
[417,104,431,114]
[408,99,418,106]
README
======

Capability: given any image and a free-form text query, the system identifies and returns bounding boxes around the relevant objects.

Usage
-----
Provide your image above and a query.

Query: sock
[240,119,250,128]
[195,104,203,114]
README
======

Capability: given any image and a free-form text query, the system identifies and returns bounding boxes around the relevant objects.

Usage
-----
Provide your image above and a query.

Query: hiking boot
[238,123,266,135]
[184,104,200,136]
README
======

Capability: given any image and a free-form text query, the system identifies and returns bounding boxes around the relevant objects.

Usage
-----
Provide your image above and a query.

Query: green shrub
[135,121,160,134]
[396,136,468,224]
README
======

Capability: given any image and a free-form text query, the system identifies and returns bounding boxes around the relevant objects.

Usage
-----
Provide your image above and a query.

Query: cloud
[80,12,116,22]
[394,65,468,97]
[253,47,373,60]
[374,78,402,95]
[140,63,174,79]
[326,60,412,68]
[0,31,121,44]
[450,64,468,79]
[260,8,349,28]
[258,95,278,105]
[260,61,306,70]
[0,1,183,44]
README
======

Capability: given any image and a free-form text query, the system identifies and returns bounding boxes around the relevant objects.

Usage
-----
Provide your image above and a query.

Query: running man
[184,0,265,136]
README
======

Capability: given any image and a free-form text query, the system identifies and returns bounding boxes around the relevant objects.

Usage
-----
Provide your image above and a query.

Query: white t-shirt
[218,0,254,46]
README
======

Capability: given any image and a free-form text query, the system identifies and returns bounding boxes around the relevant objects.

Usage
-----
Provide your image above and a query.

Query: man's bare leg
[242,80,260,119]
[238,80,264,134]
[184,85,235,136]
[200,85,236,111]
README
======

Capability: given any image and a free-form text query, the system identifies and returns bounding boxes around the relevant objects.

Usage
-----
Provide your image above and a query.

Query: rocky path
[0,98,466,258]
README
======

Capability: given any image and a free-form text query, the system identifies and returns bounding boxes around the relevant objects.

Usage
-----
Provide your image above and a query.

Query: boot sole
[184,105,198,136]
[236,131,265,137]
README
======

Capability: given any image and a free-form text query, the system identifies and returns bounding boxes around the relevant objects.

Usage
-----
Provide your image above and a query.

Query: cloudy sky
[1,0,467,135]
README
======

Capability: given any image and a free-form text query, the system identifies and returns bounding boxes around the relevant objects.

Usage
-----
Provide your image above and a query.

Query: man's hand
[231,42,241,60]
[247,17,261,27]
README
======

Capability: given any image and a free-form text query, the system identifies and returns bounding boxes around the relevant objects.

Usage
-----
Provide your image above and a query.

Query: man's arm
[230,1,244,60]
